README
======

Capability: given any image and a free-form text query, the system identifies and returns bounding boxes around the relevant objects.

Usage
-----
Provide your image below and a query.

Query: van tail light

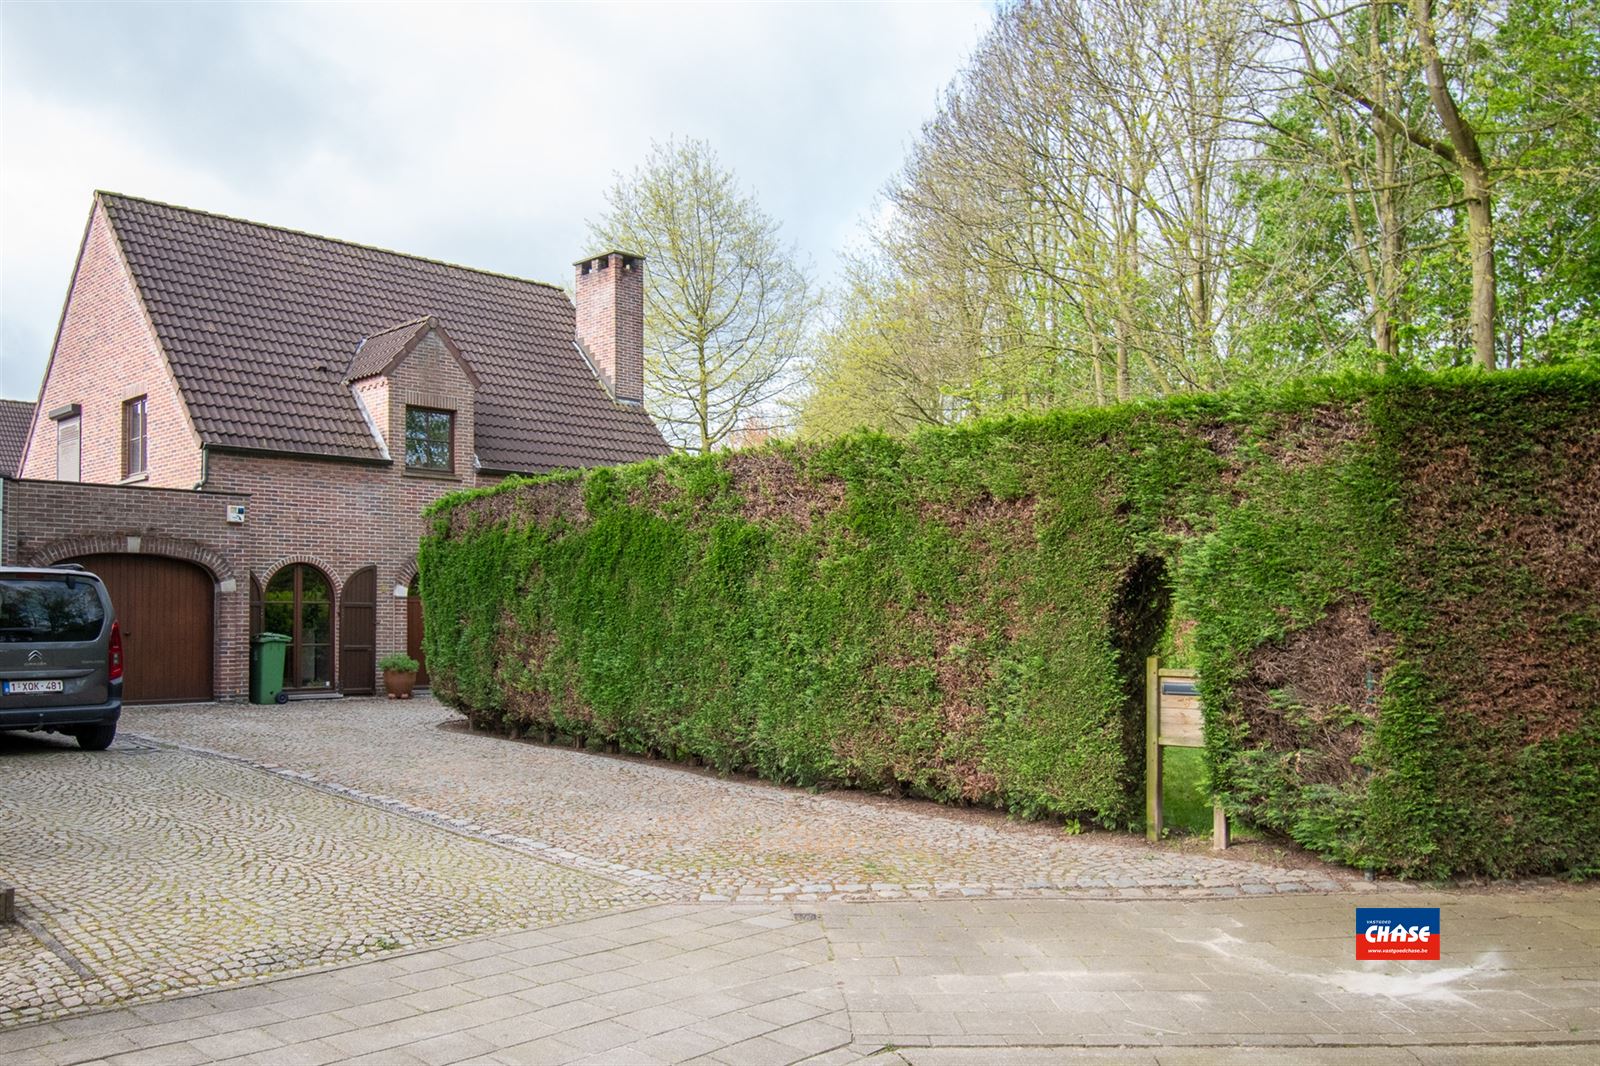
[109,620,124,682]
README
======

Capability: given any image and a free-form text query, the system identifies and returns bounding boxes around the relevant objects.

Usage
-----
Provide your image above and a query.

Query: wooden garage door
[67,554,214,704]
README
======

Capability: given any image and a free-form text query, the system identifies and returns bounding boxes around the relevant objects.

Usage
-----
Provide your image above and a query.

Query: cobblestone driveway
[0,730,642,1028]
[126,698,1361,904]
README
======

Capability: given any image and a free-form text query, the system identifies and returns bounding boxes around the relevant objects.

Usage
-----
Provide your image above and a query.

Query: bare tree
[589,138,817,452]
[1263,0,1424,362]
[1411,0,1497,368]
[800,250,978,438]
[872,0,1263,409]
[799,0,1596,434]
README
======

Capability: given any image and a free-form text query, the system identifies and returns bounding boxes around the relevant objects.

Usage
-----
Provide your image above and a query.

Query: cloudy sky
[0,1,990,400]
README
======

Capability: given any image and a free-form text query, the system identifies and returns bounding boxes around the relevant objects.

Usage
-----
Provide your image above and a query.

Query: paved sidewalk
[7,696,1375,1032]
[4,891,1596,1065]
[826,892,1600,1050]
[892,1048,1600,1064]
[2,903,847,1066]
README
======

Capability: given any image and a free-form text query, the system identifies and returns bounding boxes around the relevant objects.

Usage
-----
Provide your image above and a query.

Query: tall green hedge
[421,367,1599,878]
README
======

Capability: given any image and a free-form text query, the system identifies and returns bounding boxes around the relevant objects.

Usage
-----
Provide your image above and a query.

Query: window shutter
[57,418,80,482]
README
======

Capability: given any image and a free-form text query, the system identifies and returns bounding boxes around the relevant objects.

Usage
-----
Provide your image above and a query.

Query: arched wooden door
[406,581,429,686]
[340,566,377,695]
[67,554,214,703]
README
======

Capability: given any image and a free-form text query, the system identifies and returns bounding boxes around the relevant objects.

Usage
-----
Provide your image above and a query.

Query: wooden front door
[68,554,214,704]
[339,567,377,695]
[406,583,429,686]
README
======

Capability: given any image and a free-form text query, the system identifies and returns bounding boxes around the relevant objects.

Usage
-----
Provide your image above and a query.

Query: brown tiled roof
[99,193,668,472]
[347,317,432,382]
[0,399,34,477]
[346,316,480,386]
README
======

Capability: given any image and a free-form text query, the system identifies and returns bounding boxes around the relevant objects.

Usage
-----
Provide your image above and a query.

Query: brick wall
[352,377,390,456]
[202,440,489,696]
[2,444,493,700]
[20,201,202,488]
[574,252,645,404]
[199,349,486,695]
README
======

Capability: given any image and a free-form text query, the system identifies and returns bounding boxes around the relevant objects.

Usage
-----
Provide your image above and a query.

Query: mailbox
[1157,678,1203,747]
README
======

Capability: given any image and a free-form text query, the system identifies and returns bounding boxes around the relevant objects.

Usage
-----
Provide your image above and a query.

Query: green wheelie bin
[250,632,292,704]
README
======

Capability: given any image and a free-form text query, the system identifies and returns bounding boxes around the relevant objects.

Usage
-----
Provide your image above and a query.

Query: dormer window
[404,406,454,472]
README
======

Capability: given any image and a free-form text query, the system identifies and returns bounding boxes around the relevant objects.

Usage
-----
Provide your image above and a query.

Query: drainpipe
[195,445,209,491]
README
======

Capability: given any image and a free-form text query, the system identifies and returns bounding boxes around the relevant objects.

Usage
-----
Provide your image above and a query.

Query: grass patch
[1161,747,1213,835]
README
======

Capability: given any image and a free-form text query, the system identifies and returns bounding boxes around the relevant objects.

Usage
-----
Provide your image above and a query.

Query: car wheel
[76,721,117,751]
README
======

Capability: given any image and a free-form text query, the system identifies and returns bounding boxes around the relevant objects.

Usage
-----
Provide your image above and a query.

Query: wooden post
[1148,657,1226,849]
[1212,802,1230,851]
[1145,655,1161,843]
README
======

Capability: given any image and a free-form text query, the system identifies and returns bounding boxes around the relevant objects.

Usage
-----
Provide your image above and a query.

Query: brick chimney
[574,250,645,405]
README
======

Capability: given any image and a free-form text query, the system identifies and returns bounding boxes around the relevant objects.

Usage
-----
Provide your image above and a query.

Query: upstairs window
[404,407,454,472]
[56,415,80,482]
[122,395,148,479]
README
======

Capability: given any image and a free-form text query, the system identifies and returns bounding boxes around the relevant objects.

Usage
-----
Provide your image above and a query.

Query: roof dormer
[346,316,479,387]
[347,317,479,475]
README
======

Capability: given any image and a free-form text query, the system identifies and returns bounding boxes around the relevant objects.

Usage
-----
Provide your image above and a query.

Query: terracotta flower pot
[383,669,418,699]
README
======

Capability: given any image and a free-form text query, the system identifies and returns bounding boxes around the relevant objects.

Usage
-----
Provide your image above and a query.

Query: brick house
[1,192,666,702]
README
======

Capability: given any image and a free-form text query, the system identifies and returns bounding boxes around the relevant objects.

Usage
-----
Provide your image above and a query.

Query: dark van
[0,565,123,749]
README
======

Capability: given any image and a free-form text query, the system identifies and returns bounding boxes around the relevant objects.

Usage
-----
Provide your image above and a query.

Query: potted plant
[379,652,420,700]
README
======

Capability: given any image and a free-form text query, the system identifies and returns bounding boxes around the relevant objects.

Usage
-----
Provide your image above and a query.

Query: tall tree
[799,252,976,438]
[1483,0,1600,363]
[1257,0,1599,369]
[1236,6,1452,371]
[874,0,1259,407]
[588,138,816,452]
[800,0,1599,439]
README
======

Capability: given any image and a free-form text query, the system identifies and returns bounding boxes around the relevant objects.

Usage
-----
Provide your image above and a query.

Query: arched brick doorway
[264,563,335,692]
[67,554,214,703]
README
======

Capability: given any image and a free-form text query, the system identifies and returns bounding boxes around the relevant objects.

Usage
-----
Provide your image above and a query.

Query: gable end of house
[20,196,203,488]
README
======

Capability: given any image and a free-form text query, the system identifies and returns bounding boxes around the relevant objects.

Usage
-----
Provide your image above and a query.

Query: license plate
[4,680,64,694]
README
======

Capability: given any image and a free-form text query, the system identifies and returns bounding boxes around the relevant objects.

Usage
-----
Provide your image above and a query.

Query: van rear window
[0,577,106,643]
